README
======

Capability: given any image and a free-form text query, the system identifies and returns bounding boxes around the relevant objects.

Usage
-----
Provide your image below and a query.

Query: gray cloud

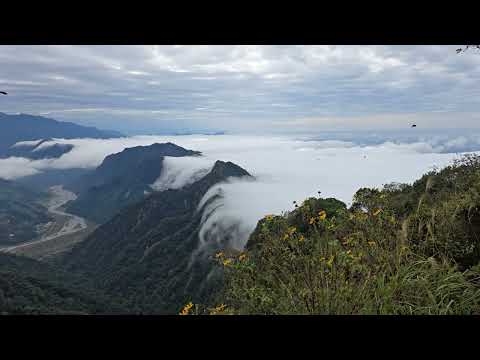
[1,45,480,133]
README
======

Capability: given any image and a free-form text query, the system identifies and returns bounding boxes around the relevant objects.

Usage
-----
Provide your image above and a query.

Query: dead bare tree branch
[456,45,480,54]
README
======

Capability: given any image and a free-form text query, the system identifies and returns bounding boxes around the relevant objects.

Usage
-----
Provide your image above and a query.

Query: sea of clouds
[1,133,479,249]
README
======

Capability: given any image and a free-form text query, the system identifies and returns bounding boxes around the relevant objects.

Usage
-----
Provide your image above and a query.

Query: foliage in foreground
[0,253,126,314]
[192,154,480,315]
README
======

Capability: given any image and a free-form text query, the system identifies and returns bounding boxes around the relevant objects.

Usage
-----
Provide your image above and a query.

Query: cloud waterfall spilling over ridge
[0,133,477,249]
[150,156,214,191]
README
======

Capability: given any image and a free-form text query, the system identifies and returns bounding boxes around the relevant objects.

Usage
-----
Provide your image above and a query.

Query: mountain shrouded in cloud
[62,160,252,313]
[1,133,478,249]
[0,112,122,156]
[6,138,74,160]
[65,142,201,224]
[2,45,480,314]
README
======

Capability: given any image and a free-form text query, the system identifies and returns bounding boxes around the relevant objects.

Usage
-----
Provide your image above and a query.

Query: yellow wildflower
[265,215,274,221]
[373,208,382,216]
[299,235,305,242]
[318,210,327,220]
[326,255,335,267]
[179,302,193,315]
[214,304,226,312]
[209,303,227,315]
[223,258,232,266]
[283,233,289,240]
[309,217,316,225]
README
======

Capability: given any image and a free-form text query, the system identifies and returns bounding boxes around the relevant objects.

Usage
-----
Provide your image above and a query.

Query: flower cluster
[318,210,327,220]
[223,258,233,267]
[373,208,382,216]
[179,302,193,315]
[209,303,227,315]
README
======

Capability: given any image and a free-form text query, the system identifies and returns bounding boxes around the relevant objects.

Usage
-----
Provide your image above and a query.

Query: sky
[1,45,480,134]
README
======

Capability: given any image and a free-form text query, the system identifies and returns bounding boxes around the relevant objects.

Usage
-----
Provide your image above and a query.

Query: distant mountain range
[5,138,74,159]
[0,112,123,157]
[63,160,252,313]
[65,142,202,224]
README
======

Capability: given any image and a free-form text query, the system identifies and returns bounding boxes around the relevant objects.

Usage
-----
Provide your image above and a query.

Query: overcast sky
[1,45,480,134]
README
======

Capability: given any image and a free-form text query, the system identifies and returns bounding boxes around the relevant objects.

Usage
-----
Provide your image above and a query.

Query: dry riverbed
[1,185,96,260]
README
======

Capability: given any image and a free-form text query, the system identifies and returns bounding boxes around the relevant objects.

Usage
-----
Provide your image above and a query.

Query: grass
[199,154,480,315]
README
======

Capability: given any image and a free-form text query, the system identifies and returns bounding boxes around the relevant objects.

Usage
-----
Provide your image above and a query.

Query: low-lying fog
[2,132,478,249]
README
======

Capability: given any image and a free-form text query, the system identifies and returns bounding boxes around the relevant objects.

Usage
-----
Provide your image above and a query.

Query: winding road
[1,185,88,254]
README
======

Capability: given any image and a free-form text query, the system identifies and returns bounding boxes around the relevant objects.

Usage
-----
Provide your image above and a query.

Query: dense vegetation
[205,154,480,315]
[62,160,252,314]
[0,253,125,314]
[5,151,480,315]
[66,142,201,224]
[0,179,52,246]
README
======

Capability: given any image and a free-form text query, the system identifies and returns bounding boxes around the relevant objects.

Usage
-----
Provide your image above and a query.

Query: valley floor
[0,186,95,260]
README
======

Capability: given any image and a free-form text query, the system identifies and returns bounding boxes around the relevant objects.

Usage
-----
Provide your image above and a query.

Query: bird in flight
[411,124,417,128]
[0,91,7,95]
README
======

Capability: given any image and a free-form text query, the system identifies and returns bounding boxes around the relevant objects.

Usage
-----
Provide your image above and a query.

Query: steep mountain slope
[16,168,93,192]
[0,253,125,314]
[65,142,202,224]
[0,179,52,246]
[0,112,122,156]
[63,160,252,314]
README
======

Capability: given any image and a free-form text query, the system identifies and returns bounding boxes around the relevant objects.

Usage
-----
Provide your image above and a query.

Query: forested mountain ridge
[0,252,126,314]
[4,153,480,315]
[65,142,202,224]
[62,160,252,313]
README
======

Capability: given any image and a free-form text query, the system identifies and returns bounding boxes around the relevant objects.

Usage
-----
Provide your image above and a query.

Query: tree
[456,45,480,54]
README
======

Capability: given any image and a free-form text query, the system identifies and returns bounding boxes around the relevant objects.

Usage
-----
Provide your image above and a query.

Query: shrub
[212,154,480,315]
